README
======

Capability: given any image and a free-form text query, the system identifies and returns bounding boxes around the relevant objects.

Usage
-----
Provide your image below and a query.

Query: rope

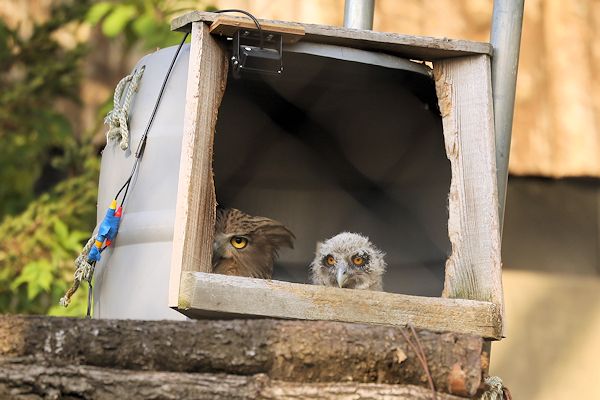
[480,376,512,400]
[105,66,145,150]
[59,236,96,307]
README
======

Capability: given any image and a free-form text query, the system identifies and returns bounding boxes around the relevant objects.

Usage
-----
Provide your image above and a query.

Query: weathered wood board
[209,15,305,43]
[433,55,504,330]
[172,11,492,60]
[168,22,228,307]
[178,272,502,339]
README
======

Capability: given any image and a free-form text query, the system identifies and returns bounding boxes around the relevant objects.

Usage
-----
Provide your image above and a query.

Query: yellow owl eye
[230,236,248,249]
[352,256,365,266]
[325,255,335,266]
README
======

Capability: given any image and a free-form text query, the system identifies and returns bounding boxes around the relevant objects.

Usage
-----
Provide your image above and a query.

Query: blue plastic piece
[88,203,122,263]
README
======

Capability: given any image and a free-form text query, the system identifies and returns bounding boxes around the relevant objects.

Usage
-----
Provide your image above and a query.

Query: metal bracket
[231,29,283,79]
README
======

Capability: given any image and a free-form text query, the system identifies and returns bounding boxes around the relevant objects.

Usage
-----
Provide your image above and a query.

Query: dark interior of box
[213,50,451,296]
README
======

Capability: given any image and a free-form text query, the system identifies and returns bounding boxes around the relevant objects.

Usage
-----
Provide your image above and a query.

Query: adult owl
[310,232,386,291]
[212,208,295,279]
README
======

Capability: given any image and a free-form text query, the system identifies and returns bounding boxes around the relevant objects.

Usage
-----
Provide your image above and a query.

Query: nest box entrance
[168,12,503,339]
[214,44,450,296]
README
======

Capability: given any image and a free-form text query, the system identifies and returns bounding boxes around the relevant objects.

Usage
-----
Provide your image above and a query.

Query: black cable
[114,31,188,207]
[91,8,262,318]
[134,32,190,159]
[86,264,94,318]
[118,159,139,207]
[114,9,263,207]
[214,9,264,48]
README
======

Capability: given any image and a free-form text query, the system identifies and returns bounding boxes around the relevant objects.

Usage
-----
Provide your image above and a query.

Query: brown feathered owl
[212,208,295,279]
[310,232,386,291]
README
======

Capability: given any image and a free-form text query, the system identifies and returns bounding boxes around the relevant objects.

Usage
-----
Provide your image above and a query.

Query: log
[0,360,467,400]
[0,315,486,397]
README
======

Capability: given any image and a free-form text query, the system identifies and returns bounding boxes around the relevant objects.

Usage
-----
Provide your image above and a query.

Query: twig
[400,325,437,400]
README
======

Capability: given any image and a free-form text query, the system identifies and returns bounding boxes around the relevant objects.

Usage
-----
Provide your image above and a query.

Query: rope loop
[480,376,511,400]
[105,66,145,151]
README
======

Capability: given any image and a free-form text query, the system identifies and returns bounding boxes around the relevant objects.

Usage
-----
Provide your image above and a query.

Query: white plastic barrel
[93,45,190,320]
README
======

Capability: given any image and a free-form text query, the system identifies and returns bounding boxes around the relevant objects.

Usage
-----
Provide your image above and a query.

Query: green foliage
[86,0,210,50]
[0,162,98,315]
[0,1,91,218]
[1,0,214,316]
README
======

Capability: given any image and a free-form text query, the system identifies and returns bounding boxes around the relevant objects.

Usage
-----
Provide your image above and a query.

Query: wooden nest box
[168,12,503,340]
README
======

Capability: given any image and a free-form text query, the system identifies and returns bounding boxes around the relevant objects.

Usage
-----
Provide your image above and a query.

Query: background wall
[1,1,598,399]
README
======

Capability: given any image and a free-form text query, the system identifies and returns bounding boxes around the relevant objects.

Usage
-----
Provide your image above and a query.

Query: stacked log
[0,315,489,399]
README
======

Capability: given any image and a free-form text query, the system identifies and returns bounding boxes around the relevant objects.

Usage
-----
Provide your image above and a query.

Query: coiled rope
[480,376,512,400]
[105,66,145,150]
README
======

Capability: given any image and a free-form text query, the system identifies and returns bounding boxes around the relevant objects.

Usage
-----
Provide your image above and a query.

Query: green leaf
[102,5,137,37]
[132,13,156,37]
[62,230,90,254]
[86,2,113,24]
[11,260,54,300]
[53,218,69,242]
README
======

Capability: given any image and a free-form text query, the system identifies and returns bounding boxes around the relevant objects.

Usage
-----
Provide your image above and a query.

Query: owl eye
[352,255,365,267]
[230,236,248,249]
[324,255,336,266]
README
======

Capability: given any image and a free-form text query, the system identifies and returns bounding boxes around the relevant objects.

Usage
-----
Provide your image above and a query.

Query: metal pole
[344,0,375,30]
[490,0,525,234]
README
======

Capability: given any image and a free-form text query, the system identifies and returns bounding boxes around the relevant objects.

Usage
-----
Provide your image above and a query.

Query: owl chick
[212,208,295,279]
[310,232,386,291]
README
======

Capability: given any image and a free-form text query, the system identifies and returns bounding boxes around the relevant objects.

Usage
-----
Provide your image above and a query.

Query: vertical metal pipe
[344,0,375,30]
[490,0,525,233]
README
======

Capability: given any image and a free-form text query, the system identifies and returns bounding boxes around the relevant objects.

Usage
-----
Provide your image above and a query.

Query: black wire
[113,31,188,207]
[214,9,264,48]
[119,159,139,206]
[115,9,262,206]
[86,265,94,318]
[94,8,262,318]
[134,32,190,159]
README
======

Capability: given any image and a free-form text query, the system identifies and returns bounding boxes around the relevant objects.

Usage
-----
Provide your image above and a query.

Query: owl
[212,207,295,279]
[310,232,386,291]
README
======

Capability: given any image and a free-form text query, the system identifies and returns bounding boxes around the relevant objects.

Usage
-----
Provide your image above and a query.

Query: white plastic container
[93,45,190,320]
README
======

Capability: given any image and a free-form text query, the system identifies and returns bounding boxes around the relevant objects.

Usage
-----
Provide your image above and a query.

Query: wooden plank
[209,15,305,43]
[178,272,503,339]
[0,315,486,396]
[433,55,504,331]
[168,22,228,307]
[172,11,492,60]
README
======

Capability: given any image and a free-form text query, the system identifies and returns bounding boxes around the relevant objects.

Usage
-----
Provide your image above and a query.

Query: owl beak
[336,265,349,288]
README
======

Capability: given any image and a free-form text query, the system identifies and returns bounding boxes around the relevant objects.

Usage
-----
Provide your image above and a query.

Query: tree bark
[0,360,467,400]
[0,315,487,397]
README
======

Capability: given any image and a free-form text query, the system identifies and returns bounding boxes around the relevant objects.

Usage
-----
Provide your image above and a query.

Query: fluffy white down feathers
[310,232,386,291]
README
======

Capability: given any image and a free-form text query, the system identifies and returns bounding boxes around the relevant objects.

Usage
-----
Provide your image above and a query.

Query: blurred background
[0,1,598,399]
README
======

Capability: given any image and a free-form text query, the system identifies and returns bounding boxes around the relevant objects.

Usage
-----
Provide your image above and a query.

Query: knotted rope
[59,236,96,307]
[105,66,145,150]
[480,376,512,400]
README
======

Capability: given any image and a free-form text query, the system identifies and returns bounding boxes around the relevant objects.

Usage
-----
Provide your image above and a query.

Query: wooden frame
[169,13,504,340]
